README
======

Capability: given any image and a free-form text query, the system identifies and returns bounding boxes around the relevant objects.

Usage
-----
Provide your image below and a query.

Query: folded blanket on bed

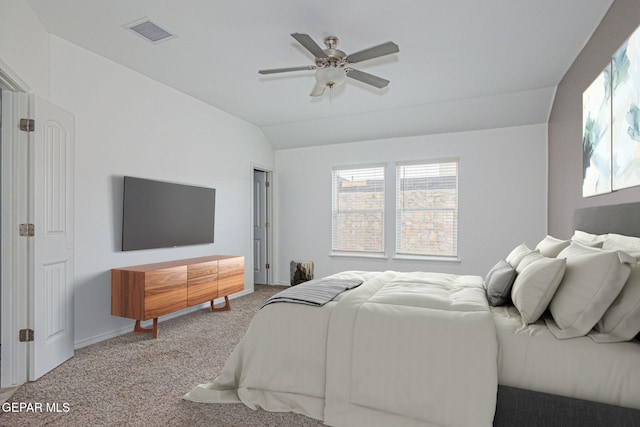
[262,278,363,308]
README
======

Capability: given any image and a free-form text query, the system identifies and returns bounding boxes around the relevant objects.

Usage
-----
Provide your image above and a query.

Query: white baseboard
[73,289,254,349]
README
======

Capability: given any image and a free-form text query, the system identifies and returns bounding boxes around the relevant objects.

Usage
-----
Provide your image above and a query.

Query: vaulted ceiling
[26,0,613,149]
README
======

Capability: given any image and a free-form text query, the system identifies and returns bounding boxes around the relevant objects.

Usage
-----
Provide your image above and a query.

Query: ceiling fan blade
[310,83,326,97]
[347,41,399,63]
[346,69,390,88]
[259,65,315,75]
[291,33,328,58]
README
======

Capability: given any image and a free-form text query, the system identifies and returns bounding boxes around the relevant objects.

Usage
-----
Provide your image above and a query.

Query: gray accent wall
[548,0,640,238]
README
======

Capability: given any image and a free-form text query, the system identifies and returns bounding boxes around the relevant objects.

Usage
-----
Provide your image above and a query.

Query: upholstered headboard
[574,202,640,344]
[573,202,640,237]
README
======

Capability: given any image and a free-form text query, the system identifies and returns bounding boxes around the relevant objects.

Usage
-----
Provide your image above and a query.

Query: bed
[185,202,640,426]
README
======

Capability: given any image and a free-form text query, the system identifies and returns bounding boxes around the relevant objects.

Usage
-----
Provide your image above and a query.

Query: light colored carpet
[0,387,18,406]
[0,285,324,427]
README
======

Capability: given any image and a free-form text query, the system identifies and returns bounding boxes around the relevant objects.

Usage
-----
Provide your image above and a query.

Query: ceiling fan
[259,33,399,97]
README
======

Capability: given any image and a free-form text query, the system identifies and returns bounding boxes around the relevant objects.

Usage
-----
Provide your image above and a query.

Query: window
[332,165,385,254]
[396,160,458,257]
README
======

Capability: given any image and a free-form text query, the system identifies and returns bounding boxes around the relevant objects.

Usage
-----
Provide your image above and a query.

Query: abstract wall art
[582,65,611,197]
[612,28,640,191]
[583,24,640,197]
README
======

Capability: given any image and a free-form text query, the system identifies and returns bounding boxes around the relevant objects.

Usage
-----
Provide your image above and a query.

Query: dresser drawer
[188,260,218,279]
[144,284,187,319]
[142,266,187,319]
[145,266,187,292]
[188,273,218,305]
[218,257,244,296]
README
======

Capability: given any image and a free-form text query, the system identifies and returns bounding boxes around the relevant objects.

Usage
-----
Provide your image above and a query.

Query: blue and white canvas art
[582,65,611,197]
[612,27,640,190]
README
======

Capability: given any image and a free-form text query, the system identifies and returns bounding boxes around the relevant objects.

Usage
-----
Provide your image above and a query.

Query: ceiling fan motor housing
[315,36,347,69]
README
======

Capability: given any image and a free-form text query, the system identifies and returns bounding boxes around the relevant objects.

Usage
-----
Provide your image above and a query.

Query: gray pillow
[485,259,517,306]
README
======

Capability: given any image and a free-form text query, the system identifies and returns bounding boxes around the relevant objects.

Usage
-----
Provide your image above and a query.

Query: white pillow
[535,235,570,258]
[506,244,536,269]
[589,238,640,342]
[604,233,640,251]
[511,252,566,324]
[589,265,640,342]
[547,242,635,339]
[571,230,606,247]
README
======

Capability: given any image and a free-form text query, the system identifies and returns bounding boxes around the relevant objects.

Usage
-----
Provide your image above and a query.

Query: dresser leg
[211,296,231,312]
[133,318,159,338]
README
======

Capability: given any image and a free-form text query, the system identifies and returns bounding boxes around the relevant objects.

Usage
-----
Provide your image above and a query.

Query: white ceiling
[26,0,613,149]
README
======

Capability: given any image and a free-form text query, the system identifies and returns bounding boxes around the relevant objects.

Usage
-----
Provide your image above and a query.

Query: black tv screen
[122,177,215,251]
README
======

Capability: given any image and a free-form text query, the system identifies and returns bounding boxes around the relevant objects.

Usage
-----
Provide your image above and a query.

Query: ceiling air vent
[125,18,176,44]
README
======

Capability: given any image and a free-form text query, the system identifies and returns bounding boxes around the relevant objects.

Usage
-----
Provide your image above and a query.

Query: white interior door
[253,170,268,285]
[29,95,75,380]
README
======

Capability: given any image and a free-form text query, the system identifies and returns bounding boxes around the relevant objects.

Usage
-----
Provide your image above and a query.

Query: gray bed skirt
[494,386,640,427]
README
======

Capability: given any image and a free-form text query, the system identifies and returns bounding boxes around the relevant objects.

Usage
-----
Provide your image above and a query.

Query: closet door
[253,170,268,285]
[29,95,75,380]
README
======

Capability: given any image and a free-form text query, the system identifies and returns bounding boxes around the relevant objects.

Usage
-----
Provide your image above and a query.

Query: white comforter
[184,271,498,427]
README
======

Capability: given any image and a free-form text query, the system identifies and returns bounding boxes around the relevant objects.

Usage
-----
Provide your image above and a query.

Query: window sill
[328,253,461,263]
[329,252,387,260]
[392,254,461,263]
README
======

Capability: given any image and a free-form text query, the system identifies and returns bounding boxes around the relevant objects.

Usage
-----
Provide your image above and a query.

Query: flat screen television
[121,176,216,251]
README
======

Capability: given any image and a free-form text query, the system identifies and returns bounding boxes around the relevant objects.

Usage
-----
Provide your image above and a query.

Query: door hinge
[19,329,34,342]
[19,118,35,132]
[265,263,270,269]
[265,181,270,188]
[19,223,34,237]
[265,222,269,228]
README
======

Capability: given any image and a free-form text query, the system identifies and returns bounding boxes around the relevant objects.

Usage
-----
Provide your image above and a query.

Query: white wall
[1,0,275,347]
[0,0,49,95]
[275,124,548,283]
[48,37,274,346]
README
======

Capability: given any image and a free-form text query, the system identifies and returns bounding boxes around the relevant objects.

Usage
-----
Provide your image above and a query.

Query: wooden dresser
[111,255,244,338]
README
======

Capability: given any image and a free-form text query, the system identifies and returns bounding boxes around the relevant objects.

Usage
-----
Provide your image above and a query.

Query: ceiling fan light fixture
[315,67,347,88]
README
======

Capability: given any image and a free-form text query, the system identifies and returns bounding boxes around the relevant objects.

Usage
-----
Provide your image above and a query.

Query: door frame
[1,63,30,388]
[250,163,274,286]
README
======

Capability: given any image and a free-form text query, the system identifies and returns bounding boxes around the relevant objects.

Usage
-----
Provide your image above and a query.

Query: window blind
[332,165,385,254]
[396,160,458,257]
